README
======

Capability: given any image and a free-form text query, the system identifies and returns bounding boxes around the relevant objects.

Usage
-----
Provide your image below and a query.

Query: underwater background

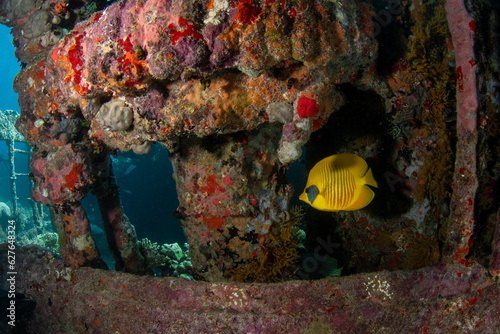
[0,0,499,280]
[0,0,499,332]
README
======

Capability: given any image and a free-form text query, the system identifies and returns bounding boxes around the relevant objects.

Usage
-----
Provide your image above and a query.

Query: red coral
[92,12,102,22]
[117,35,133,53]
[468,20,476,32]
[65,163,84,190]
[297,96,319,118]
[205,216,224,229]
[235,0,262,24]
[167,17,204,46]
[201,174,218,196]
[66,32,90,95]
[116,34,148,87]
[456,66,464,92]
[67,33,85,84]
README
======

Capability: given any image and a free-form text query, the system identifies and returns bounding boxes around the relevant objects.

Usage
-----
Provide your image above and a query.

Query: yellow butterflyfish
[299,153,378,212]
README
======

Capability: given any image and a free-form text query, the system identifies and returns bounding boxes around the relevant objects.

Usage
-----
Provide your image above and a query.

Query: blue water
[82,145,186,245]
[0,25,29,209]
[0,25,20,112]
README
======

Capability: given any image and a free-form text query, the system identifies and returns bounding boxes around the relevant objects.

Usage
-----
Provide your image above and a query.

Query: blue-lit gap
[114,144,185,245]
[81,194,116,269]
[0,24,186,256]
[82,143,185,268]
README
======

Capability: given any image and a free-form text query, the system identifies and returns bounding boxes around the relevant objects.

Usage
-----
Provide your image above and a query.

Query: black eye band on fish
[305,185,319,204]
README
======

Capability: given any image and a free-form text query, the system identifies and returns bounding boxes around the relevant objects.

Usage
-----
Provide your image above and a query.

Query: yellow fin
[345,185,375,210]
[299,153,378,212]
[334,153,369,178]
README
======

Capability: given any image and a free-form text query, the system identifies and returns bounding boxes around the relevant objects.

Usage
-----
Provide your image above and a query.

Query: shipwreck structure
[0,0,499,331]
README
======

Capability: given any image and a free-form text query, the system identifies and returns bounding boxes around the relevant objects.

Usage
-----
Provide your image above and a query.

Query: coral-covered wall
[170,125,295,281]
[2,0,377,280]
[2,244,500,333]
[1,0,500,331]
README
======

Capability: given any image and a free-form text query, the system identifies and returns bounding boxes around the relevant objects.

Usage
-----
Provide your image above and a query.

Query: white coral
[21,9,51,39]
[0,202,11,217]
[132,141,152,155]
[203,0,229,25]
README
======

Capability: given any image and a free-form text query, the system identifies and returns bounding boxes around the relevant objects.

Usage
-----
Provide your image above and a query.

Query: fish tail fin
[346,185,375,210]
[346,167,377,211]
[363,167,378,188]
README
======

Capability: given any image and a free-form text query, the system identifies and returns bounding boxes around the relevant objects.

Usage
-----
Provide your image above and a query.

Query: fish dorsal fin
[335,153,369,178]
[339,153,378,189]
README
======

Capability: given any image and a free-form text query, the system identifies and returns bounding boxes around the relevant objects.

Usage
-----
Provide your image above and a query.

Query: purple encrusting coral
[203,14,235,69]
[2,244,500,333]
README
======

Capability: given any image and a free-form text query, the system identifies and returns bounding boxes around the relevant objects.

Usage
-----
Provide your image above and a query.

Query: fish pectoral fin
[345,185,375,210]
